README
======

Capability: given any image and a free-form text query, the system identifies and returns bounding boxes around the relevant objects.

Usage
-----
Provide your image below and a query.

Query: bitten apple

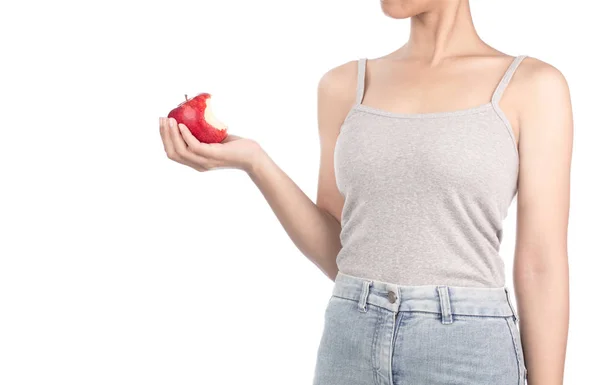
[167,93,228,143]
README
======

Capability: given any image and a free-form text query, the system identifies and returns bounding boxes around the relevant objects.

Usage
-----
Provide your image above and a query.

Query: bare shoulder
[318,60,358,106]
[514,56,572,111]
[317,60,360,129]
[510,55,574,158]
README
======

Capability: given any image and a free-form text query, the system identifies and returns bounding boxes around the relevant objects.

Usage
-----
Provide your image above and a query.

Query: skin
[159,0,572,383]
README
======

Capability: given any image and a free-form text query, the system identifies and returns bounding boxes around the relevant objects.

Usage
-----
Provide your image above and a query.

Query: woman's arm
[246,61,358,281]
[160,61,357,281]
[513,58,573,385]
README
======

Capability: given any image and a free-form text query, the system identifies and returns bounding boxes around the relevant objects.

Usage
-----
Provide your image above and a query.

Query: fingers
[159,117,175,158]
[178,123,219,159]
[159,116,225,172]
[160,117,186,163]
[162,118,212,171]
[167,118,190,159]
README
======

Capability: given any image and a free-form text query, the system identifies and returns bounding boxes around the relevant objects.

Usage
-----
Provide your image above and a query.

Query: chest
[333,107,519,202]
[363,62,499,115]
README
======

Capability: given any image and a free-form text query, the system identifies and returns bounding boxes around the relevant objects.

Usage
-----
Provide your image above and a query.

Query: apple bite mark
[204,98,228,131]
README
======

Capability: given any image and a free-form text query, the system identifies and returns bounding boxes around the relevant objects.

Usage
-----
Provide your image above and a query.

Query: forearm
[247,148,341,280]
[514,255,569,385]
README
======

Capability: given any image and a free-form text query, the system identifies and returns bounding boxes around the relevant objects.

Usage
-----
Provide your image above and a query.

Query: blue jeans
[313,271,528,385]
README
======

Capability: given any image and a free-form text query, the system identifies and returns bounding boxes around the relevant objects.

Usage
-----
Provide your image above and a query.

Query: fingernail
[170,119,175,128]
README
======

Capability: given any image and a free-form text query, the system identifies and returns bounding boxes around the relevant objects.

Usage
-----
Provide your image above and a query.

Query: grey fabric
[334,55,527,288]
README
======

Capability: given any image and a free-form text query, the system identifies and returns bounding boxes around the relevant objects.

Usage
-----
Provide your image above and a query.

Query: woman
[159,0,572,384]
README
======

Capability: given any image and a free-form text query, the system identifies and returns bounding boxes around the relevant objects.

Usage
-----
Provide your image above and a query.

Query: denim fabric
[313,272,528,385]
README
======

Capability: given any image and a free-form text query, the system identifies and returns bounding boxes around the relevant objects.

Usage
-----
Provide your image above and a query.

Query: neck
[405,0,484,65]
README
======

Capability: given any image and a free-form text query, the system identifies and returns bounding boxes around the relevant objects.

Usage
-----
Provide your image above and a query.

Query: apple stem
[185,94,188,101]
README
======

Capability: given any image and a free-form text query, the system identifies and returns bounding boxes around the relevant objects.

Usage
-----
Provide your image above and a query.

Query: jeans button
[387,290,397,303]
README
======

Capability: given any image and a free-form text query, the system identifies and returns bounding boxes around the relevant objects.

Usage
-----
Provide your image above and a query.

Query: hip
[313,271,528,385]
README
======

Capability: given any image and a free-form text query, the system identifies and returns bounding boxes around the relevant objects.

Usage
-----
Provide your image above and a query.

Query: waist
[332,271,518,319]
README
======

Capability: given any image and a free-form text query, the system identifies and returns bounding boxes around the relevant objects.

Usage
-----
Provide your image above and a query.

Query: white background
[0,1,597,384]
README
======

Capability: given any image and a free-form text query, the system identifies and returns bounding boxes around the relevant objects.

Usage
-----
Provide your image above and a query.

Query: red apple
[167,93,228,143]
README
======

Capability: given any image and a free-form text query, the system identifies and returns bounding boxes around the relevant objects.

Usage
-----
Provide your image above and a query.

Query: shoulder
[514,55,571,109]
[317,59,359,105]
[513,56,573,140]
[316,59,361,128]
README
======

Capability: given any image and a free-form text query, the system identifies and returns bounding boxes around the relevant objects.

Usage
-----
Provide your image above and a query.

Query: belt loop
[358,280,372,313]
[504,287,519,322]
[437,286,453,324]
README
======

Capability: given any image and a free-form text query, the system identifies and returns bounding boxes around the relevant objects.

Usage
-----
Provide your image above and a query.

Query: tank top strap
[355,58,367,104]
[491,55,528,105]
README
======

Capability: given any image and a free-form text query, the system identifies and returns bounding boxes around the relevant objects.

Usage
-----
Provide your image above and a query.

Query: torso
[333,54,528,288]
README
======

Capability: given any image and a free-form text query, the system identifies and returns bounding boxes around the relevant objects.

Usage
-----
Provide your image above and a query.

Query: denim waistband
[332,271,519,323]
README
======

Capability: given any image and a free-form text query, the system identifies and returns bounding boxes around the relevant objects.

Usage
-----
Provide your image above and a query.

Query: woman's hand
[159,117,263,173]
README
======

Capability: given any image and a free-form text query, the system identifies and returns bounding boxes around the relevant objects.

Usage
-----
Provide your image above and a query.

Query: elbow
[513,249,570,282]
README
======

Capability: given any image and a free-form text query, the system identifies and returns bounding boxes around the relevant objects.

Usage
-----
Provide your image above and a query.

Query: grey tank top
[334,55,527,288]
